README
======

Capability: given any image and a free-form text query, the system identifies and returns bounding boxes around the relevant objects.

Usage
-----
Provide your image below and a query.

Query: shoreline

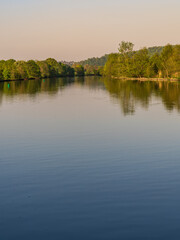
[111,76,180,82]
[0,75,102,83]
[1,76,180,83]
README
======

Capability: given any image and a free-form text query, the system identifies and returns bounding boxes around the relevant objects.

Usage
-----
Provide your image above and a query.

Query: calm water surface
[1,77,180,240]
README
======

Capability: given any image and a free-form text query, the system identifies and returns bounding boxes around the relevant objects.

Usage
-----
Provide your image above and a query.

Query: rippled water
[1,77,180,240]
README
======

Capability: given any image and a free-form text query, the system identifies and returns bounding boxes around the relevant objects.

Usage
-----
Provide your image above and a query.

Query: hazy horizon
[1,0,180,61]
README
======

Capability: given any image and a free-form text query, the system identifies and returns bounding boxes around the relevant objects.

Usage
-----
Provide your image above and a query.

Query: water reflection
[0,77,180,115]
[0,77,103,97]
[103,78,180,115]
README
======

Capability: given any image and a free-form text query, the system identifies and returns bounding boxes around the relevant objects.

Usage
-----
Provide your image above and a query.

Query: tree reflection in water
[0,77,180,115]
[103,78,180,115]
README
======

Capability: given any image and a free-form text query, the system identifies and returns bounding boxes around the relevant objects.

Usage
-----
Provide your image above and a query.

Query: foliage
[36,61,50,78]
[26,60,41,79]
[118,41,134,56]
[73,64,85,76]
[76,46,164,67]
[0,42,179,81]
[84,65,103,76]
[104,41,180,79]
[148,46,164,56]
[78,55,109,67]
[0,59,83,81]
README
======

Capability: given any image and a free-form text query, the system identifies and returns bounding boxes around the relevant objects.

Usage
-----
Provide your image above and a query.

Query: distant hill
[74,46,165,67]
[77,54,109,67]
[148,46,164,56]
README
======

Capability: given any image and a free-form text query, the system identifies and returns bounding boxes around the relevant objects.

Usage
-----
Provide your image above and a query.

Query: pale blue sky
[1,0,180,61]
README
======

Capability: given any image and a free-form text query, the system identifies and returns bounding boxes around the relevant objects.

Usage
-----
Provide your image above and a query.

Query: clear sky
[1,0,180,61]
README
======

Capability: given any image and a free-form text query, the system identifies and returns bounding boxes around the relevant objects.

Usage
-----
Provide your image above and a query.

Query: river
[1,77,180,239]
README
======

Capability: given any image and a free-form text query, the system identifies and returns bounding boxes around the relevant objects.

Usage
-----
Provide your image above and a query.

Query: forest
[104,42,180,79]
[76,46,164,67]
[0,58,102,81]
[0,42,179,81]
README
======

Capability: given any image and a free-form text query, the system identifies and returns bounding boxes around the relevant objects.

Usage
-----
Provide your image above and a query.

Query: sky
[1,0,180,61]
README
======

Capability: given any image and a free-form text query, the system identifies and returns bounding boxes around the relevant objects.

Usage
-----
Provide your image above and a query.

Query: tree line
[0,58,103,81]
[104,42,180,79]
[76,46,165,67]
[1,42,179,81]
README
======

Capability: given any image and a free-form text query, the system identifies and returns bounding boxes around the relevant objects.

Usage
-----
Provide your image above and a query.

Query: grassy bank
[111,77,180,82]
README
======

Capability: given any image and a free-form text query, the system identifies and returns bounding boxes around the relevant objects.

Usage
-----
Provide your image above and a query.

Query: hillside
[76,46,164,67]
[77,54,109,67]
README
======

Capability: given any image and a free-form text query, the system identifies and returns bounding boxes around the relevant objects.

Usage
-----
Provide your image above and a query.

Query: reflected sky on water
[1,77,180,240]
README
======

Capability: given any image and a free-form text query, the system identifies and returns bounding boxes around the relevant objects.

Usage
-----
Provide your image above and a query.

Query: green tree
[2,59,16,80]
[160,44,173,78]
[131,48,150,78]
[104,54,119,77]
[37,61,50,78]
[3,68,11,80]
[45,58,61,77]
[118,41,134,56]
[73,65,85,76]
[149,53,161,77]
[64,65,75,77]
[118,41,134,77]
[26,60,41,79]
[14,61,28,79]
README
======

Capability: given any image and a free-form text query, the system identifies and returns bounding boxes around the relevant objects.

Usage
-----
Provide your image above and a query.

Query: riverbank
[111,76,180,82]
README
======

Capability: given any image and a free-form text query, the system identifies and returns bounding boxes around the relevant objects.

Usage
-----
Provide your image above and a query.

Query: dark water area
[1,77,180,240]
